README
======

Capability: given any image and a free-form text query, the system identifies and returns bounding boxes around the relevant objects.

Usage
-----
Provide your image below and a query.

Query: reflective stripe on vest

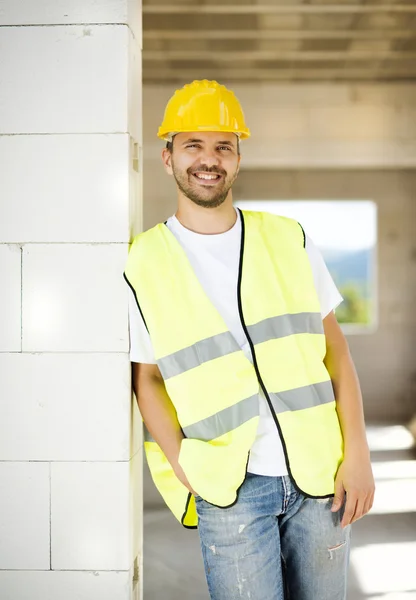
[158,312,323,380]
[144,380,334,444]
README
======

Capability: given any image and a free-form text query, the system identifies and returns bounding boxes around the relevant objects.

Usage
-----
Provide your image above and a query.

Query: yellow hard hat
[157,80,251,141]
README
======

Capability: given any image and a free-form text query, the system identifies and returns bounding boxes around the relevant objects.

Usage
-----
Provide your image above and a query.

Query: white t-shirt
[127,209,343,476]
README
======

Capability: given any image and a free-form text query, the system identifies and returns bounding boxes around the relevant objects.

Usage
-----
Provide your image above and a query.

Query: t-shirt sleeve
[304,234,343,319]
[127,285,157,364]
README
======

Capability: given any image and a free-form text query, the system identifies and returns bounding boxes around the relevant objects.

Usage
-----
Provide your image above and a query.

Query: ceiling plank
[143,4,416,15]
[143,68,416,81]
[144,29,416,41]
[144,50,416,61]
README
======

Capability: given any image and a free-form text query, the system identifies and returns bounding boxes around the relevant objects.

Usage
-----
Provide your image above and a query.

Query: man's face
[162,131,241,208]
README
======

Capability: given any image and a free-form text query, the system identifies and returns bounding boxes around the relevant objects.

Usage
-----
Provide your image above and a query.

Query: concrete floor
[143,426,416,600]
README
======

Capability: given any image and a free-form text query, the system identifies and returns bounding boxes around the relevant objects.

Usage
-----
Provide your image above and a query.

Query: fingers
[341,493,357,528]
[362,491,375,520]
[341,490,375,527]
[354,488,375,523]
[366,491,375,514]
[351,497,366,524]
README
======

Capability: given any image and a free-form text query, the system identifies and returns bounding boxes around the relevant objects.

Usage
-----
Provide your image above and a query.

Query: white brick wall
[0,353,141,461]
[0,26,129,134]
[0,462,50,570]
[0,570,134,600]
[0,135,131,242]
[0,0,142,46]
[0,1,142,598]
[21,244,129,352]
[0,245,21,351]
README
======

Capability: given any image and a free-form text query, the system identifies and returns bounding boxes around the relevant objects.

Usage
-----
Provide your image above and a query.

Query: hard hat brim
[158,127,251,142]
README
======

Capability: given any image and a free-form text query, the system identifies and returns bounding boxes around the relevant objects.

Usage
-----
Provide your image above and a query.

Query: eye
[186,144,200,149]
[218,146,232,151]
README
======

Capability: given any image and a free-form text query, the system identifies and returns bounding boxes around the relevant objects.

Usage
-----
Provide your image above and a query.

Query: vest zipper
[235,209,331,500]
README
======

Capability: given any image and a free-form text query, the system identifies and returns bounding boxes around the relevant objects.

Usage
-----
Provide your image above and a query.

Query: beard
[171,160,239,208]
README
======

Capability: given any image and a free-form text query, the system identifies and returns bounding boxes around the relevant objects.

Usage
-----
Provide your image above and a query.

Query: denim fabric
[195,472,351,600]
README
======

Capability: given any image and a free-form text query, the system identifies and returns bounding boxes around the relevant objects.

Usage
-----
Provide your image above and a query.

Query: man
[124,80,375,600]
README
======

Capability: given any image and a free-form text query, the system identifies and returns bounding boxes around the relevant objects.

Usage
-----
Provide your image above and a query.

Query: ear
[161,148,173,175]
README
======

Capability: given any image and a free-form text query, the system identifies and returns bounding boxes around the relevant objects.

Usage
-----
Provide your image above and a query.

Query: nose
[199,148,220,169]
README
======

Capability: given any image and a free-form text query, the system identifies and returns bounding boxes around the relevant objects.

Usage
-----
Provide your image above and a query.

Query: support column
[0,1,143,598]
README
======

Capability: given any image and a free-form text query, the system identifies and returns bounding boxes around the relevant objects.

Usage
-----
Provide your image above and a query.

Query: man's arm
[323,311,375,528]
[132,362,197,495]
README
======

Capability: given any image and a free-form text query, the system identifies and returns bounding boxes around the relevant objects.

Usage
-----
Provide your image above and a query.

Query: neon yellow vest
[124,210,344,528]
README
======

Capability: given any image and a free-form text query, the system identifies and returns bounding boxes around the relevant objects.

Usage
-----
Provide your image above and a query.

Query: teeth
[195,173,219,180]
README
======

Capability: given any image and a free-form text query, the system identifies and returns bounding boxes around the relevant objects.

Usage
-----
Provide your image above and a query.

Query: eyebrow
[181,138,203,145]
[182,138,236,147]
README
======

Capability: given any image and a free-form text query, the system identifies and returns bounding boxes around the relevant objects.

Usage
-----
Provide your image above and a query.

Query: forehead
[174,132,238,145]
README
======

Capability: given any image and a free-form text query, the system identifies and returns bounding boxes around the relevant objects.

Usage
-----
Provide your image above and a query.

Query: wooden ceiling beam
[143,4,416,14]
[144,29,416,41]
[143,68,416,81]
[144,50,416,61]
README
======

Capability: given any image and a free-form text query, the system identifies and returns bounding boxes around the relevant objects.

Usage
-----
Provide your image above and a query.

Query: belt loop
[281,475,290,512]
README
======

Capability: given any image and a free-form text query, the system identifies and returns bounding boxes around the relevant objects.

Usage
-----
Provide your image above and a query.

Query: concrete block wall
[143,82,416,171]
[140,83,416,507]
[0,2,143,599]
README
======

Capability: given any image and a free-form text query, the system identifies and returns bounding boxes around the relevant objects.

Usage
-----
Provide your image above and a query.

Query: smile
[192,172,222,185]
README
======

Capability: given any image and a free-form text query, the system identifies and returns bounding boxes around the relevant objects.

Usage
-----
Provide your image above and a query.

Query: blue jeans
[195,473,351,600]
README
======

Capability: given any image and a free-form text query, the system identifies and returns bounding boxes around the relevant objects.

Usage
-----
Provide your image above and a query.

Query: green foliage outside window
[336,283,371,325]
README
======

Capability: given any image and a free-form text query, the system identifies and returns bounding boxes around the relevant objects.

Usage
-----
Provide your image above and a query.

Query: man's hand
[331,454,375,528]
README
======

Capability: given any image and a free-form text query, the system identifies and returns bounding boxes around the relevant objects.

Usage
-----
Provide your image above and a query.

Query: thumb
[331,478,345,512]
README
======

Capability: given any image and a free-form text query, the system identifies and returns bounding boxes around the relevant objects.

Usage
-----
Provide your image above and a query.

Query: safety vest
[124,209,344,528]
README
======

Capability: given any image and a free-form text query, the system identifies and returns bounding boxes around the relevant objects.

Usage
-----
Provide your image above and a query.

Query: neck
[175,192,237,235]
